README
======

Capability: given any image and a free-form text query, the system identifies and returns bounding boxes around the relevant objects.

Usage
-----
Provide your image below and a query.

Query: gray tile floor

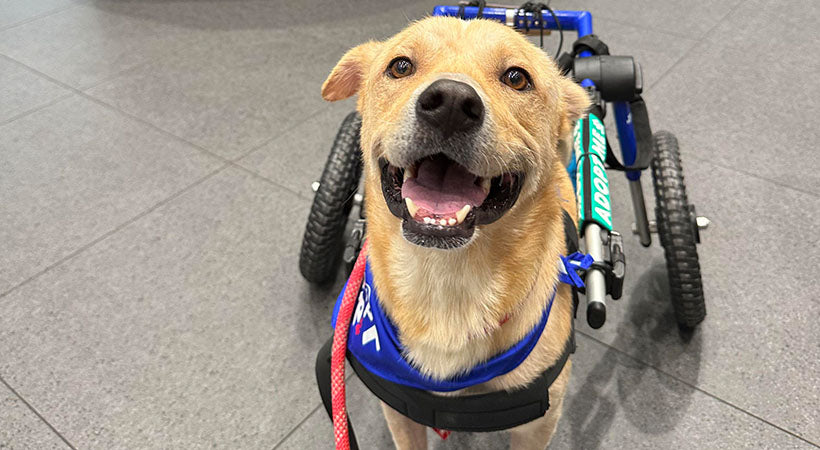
[0,0,817,449]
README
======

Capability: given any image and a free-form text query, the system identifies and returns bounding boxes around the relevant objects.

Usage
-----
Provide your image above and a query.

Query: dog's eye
[387,57,414,78]
[501,68,532,91]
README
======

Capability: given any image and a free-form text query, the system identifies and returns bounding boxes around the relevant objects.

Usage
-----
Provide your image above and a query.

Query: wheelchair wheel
[651,131,705,328]
[299,112,362,284]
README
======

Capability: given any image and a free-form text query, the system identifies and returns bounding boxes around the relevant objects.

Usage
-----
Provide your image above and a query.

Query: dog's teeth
[480,178,491,193]
[447,218,456,226]
[404,197,419,218]
[403,169,412,182]
[455,205,471,224]
[439,219,447,226]
[423,217,431,224]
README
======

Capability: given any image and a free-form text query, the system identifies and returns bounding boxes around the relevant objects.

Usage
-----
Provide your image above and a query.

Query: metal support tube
[583,223,607,329]
[629,180,651,247]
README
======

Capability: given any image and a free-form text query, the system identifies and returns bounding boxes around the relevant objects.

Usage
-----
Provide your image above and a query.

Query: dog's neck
[365,168,570,380]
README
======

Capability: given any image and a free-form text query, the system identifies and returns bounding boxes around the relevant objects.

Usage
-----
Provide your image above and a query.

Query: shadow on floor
[567,260,703,449]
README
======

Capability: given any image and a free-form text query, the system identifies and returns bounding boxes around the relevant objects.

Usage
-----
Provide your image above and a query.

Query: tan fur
[323,17,590,449]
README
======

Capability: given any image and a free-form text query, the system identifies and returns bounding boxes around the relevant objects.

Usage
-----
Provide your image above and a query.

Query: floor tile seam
[684,152,820,199]
[271,403,323,450]
[645,0,749,92]
[228,104,335,164]
[24,53,334,165]
[268,368,360,449]
[0,53,230,165]
[0,91,74,127]
[594,15,696,40]
[0,37,155,93]
[0,0,86,33]
[0,373,77,449]
[0,164,230,301]
[228,161,314,203]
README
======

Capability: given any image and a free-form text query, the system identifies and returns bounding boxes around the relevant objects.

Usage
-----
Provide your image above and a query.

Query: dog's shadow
[565,261,703,450]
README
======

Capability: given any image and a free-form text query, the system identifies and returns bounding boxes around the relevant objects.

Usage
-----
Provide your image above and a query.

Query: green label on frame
[574,113,613,231]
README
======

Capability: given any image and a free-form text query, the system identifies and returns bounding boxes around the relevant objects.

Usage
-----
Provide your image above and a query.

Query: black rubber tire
[299,112,362,284]
[651,131,706,328]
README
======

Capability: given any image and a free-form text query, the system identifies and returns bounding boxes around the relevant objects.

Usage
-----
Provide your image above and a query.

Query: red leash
[331,240,369,450]
[330,240,449,447]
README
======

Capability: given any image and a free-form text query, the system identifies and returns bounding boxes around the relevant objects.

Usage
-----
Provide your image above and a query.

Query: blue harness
[331,253,591,392]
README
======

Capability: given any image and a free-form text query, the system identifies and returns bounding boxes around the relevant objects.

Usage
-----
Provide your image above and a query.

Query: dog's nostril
[462,98,483,121]
[420,91,444,111]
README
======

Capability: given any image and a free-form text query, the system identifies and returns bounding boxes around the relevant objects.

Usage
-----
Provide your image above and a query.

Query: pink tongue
[401,156,488,215]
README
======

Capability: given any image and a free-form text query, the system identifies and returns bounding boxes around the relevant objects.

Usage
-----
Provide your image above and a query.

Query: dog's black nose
[416,79,484,137]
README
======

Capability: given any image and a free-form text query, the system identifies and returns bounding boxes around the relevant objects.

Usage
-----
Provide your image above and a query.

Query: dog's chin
[379,154,524,250]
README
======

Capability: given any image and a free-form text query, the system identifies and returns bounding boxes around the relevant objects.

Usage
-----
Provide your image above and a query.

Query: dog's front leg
[381,401,428,450]
[508,360,572,450]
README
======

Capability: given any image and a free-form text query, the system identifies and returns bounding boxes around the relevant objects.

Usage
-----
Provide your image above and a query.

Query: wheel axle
[631,216,710,236]
[312,181,363,206]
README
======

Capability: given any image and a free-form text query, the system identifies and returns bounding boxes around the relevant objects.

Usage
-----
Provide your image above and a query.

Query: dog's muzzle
[377,78,524,249]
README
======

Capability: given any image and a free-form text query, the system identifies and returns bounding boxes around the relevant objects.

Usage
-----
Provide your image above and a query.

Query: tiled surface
[86,28,338,160]
[0,168,339,448]
[237,102,358,199]
[0,95,222,295]
[0,55,70,124]
[645,0,820,195]
[1,0,818,449]
[0,1,251,89]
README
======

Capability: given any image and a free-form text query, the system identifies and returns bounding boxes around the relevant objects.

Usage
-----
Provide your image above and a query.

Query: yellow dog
[323,16,589,449]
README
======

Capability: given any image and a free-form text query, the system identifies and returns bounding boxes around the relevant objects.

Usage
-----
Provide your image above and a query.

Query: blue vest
[331,253,591,392]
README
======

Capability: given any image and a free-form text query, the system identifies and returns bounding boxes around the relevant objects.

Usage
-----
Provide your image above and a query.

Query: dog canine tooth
[405,197,419,218]
[480,177,491,193]
[403,168,412,182]
[455,205,471,224]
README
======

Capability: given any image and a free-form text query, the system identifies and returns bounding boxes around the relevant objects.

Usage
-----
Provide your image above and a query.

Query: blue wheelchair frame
[432,6,641,184]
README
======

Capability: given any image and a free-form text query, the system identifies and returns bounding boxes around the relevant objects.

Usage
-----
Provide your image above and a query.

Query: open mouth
[380,154,524,249]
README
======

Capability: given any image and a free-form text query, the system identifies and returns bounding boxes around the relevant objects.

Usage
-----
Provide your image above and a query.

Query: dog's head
[322,17,589,250]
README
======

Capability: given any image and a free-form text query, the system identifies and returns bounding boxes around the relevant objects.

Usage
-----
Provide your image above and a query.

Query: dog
[321,16,590,449]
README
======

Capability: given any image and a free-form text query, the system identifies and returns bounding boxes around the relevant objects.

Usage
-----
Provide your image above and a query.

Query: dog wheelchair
[301,2,708,330]
[304,4,710,448]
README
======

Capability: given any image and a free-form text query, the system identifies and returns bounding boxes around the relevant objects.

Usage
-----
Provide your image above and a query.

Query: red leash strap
[331,240,369,450]
[433,428,451,440]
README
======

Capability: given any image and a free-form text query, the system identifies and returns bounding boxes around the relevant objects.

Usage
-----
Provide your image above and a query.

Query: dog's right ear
[322,41,382,101]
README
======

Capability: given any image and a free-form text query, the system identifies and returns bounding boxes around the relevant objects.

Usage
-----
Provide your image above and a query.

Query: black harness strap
[315,210,579,444]
[603,96,653,172]
[349,325,573,433]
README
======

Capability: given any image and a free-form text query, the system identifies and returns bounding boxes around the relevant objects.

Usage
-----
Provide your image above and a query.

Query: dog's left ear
[561,77,591,122]
[557,77,591,137]
[322,41,383,101]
